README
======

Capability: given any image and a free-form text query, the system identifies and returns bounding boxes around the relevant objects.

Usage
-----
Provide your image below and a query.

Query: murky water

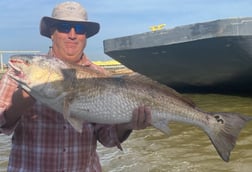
[1,93,252,172]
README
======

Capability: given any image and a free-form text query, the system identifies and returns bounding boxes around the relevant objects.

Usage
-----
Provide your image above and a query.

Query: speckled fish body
[8,54,252,162]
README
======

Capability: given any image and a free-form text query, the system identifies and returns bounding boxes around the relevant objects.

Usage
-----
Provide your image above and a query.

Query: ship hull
[104,18,252,93]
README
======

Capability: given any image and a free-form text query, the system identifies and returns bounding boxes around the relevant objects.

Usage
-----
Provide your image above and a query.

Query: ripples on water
[1,94,252,172]
[0,134,11,172]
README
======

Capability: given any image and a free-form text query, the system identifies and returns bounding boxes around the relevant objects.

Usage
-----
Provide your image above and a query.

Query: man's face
[51,24,87,63]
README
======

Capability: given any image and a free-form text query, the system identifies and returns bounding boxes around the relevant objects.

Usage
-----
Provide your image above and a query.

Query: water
[1,93,252,172]
[0,135,10,172]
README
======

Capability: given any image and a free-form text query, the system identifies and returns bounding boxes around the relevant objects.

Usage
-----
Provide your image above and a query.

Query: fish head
[8,54,66,98]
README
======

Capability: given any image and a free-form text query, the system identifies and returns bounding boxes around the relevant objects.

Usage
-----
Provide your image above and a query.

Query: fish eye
[25,60,30,65]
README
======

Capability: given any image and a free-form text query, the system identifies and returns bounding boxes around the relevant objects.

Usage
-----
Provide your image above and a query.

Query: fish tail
[206,112,251,162]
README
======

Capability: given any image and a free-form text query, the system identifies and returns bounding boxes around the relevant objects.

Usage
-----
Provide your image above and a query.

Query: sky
[0,0,252,62]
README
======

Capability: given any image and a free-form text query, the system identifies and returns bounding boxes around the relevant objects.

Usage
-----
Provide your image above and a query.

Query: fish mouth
[8,59,26,79]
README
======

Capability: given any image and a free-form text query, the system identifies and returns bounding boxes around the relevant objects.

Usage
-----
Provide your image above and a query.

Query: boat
[103,17,252,93]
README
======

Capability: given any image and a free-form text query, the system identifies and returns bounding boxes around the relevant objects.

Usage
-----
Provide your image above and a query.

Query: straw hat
[40,1,100,38]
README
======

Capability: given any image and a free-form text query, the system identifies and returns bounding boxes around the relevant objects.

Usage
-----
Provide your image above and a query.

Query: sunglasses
[55,22,86,35]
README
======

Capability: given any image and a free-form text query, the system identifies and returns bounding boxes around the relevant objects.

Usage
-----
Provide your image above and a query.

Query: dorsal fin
[122,73,195,107]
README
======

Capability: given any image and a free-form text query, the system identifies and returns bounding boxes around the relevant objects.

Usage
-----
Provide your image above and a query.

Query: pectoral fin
[63,98,83,133]
[66,116,83,133]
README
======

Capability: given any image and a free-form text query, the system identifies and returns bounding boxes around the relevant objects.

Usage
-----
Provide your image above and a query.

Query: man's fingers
[132,108,139,129]
[144,106,151,125]
[137,106,145,126]
[134,106,151,129]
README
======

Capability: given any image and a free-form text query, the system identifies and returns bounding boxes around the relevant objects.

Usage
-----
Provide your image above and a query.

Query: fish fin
[124,73,195,107]
[67,116,83,133]
[207,112,252,162]
[151,120,170,135]
[63,98,83,133]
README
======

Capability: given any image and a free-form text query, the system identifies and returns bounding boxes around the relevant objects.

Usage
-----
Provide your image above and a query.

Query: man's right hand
[3,87,35,129]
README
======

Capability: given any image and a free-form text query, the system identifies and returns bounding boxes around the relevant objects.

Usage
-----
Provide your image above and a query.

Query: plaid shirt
[0,57,126,172]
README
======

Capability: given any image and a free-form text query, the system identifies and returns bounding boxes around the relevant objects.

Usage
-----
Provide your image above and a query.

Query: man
[0,1,151,172]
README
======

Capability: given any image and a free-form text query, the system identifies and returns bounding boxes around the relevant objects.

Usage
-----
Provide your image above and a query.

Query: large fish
[8,54,251,162]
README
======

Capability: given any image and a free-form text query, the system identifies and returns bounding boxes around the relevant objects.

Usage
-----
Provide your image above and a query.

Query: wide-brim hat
[40,1,100,38]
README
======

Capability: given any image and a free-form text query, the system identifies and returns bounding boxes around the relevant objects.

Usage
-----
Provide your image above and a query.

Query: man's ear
[51,34,54,41]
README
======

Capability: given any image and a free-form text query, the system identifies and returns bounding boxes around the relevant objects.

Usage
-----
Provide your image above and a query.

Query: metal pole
[0,53,3,72]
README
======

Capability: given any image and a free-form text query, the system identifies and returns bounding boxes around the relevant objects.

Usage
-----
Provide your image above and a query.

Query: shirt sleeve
[0,70,19,135]
[81,54,110,75]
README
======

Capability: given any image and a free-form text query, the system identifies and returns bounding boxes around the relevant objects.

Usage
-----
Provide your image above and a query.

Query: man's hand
[3,87,35,128]
[130,106,151,130]
[116,106,151,142]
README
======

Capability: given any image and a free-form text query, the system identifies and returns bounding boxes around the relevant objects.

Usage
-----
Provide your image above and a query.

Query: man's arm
[2,88,35,129]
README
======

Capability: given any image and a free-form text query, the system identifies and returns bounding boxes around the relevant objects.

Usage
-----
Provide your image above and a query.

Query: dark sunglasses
[55,22,86,35]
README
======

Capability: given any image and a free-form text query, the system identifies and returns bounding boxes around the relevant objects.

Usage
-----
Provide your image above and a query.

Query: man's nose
[68,28,77,38]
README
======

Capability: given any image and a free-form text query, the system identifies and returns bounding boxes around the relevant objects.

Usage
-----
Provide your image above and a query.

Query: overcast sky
[0,0,251,62]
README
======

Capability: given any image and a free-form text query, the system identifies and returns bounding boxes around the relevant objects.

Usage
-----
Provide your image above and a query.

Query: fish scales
[70,76,196,124]
[8,54,252,162]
